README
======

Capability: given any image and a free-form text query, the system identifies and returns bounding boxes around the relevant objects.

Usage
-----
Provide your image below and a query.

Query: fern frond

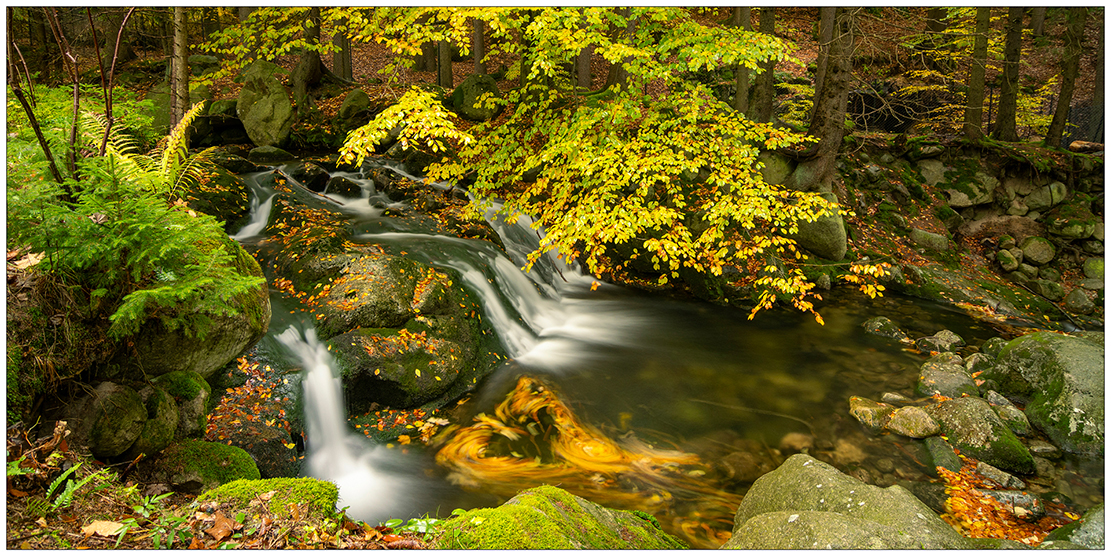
[160,101,208,195]
[171,146,220,194]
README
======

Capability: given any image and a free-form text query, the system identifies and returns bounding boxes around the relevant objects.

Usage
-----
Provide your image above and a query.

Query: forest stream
[231,159,1104,548]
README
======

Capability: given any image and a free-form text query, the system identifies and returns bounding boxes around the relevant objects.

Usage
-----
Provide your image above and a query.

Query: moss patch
[159,439,261,491]
[431,485,687,550]
[197,477,338,519]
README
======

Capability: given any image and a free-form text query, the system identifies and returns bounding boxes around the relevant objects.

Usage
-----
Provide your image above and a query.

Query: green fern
[8,102,265,341]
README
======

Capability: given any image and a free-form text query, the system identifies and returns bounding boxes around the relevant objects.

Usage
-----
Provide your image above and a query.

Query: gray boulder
[1028,279,1066,301]
[985,390,1032,437]
[1042,503,1104,549]
[924,397,1035,474]
[848,396,893,431]
[723,454,970,549]
[1083,257,1104,280]
[916,159,948,187]
[996,249,1020,271]
[123,386,180,459]
[915,330,965,353]
[1064,288,1095,315]
[983,331,1104,455]
[944,171,997,207]
[885,406,940,438]
[248,145,294,163]
[791,192,847,261]
[1020,236,1056,265]
[339,88,371,120]
[909,228,948,252]
[915,356,978,399]
[758,151,795,186]
[450,74,503,121]
[236,60,295,147]
[153,370,212,439]
[66,382,147,459]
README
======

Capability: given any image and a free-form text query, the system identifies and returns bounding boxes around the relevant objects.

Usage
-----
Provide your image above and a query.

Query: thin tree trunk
[812,7,835,105]
[964,7,991,141]
[1030,7,1047,37]
[992,7,1024,142]
[8,8,67,192]
[44,7,80,178]
[789,7,856,193]
[576,44,593,91]
[751,7,776,123]
[732,7,751,114]
[438,38,453,88]
[170,6,189,128]
[473,19,486,75]
[332,20,353,81]
[604,8,635,90]
[98,8,136,156]
[1045,7,1087,147]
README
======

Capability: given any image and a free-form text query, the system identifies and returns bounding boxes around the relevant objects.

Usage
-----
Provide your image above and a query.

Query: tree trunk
[438,38,453,88]
[732,7,751,114]
[924,7,952,72]
[964,8,991,141]
[788,7,856,193]
[8,8,68,192]
[1045,7,1087,147]
[1089,10,1104,142]
[576,44,593,91]
[238,7,256,60]
[992,7,1024,142]
[473,19,487,75]
[604,8,635,91]
[1030,7,1047,37]
[332,19,353,81]
[170,6,189,128]
[812,7,835,105]
[751,7,776,123]
[201,6,219,38]
[292,7,324,113]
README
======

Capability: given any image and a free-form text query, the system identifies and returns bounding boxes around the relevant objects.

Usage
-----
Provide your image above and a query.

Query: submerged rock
[430,485,686,549]
[723,454,970,549]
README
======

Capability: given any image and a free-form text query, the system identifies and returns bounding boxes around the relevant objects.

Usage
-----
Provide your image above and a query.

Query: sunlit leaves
[340,87,473,168]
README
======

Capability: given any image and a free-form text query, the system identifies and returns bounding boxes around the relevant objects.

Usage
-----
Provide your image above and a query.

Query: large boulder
[65,382,148,459]
[944,171,997,207]
[155,439,261,494]
[153,370,212,439]
[449,74,503,121]
[123,386,180,459]
[1042,503,1105,549]
[107,235,270,382]
[221,421,300,479]
[980,331,1104,455]
[183,164,250,229]
[430,485,686,549]
[723,454,970,549]
[924,397,1035,475]
[236,60,295,147]
[791,193,847,261]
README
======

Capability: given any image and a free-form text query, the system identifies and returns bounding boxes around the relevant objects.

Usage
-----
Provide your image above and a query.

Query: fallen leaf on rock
[82,520,125,537]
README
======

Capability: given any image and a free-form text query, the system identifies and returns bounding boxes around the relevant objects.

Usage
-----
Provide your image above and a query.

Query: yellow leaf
[415,369,421,377]
[82,521,125,537]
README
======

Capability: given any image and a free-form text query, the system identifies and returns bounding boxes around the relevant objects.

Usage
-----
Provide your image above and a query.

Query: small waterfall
[275,326,413,522]
[231,172,278,240]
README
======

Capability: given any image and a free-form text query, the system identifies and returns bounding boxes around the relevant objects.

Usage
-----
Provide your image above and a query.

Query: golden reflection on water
[434,375,745,548]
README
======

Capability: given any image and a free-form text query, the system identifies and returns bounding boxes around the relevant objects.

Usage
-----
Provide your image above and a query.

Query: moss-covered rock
[430,485,687,550]
[982,331,1104,455]
[924,397,1035,475]
[184,164,250,230]
[221,421,300,479]
[154,370,212,439]
[197,477,338,519]
[723,454,971,549]
[915,356,978,399]
[789,192,847,261]
[124,386,180,459]
[157,439,261,494]
[1042,503,1104,549]
[67,382,148,459]
[861,316,908,341]
[107,235,270,382]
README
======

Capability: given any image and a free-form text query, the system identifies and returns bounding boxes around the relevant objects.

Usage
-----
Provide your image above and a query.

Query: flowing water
[234,160,1104,545]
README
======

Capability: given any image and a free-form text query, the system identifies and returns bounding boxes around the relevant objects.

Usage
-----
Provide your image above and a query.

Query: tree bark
[238,7,256,60]
[1045,7,1087,147]
[438,38,453,89]
[170,6,189,128]
[732,7,752,114]
[473,19,487,75]
[604,8,635,91]
[1030,7,1047,37]
[576,44,593,91]
[332,19,353,81]
[992,7,1024,142]
[43,7,80,178]
[750,7,776,123]
[964,7,991,141]
[788,7,856,193]
[812,7,835,105]
[292,7,324,113]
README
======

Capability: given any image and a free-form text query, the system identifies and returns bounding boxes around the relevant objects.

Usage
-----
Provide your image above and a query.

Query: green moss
[162,439,260,487]
[432,485,687,550]
[197,477,338,519]
[154,370,211,402]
